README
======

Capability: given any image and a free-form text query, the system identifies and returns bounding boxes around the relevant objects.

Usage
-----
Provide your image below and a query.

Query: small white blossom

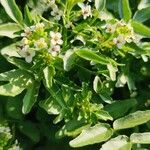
[21,27,32,37]
[50,31,63,45]
[105,24,116,33]
[30,25,36,31]
[35,23,45,30]
[51,7,63,20]
[116,20,126,27]
[78,3,92,20]
[19,45,35,63]
[34,38,47,49]
[22,37,29,45]
[65,21,73,28]
[49,0,55,6]
[48,45,60,56]
[113,35,126,49]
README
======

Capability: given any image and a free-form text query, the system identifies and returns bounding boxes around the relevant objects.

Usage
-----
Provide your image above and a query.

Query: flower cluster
[78,2,92,20]
[104,20,142,49]
[19,23,63,63]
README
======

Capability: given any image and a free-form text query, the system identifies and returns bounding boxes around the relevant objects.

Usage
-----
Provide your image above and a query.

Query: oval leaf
[22,81,40,114]
[131,20,150,37]
[69,123,113,147]
[119,0,132,22]
[43,66,55,89]
[113,110,150,130]
[101,135,131,150]
[130,132,150,144]
[75,49,111,65]
[104,99,137,119]
[1,43,21,57]
[133,6,150,22]
[138,0,150,10]
[0,23,21,38]
[63,49,77,71]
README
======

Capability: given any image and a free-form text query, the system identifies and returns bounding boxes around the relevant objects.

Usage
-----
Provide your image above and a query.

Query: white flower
[78,3,92,20]
[35,23,45,30]
[65,21,73,28]
[50,31,63,45]
[105,24,116,33]
[48,45,60,56]
[113,35,126,49]
[34,38,47,49]
[18,45,35,63]
[49,0,55,6]
[51,7,63,20]
[22,37,29,45]
[116,20,126,27]
[21,27,32,37]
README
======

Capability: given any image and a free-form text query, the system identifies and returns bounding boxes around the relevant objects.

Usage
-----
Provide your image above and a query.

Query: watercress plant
[0,0,150,149]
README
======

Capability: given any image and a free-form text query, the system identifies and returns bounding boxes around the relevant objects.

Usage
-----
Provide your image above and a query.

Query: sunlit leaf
[113,110,150,130]
[131,20,150,37]
[0,0,23,25]
[95,0,106,11]
[130,132,150,144]
[119,0,132,22]
[0,23,21,38]
[133,6,150,22]
[69,123,113,147]
[100,135,131,150]
[22,81,40,114]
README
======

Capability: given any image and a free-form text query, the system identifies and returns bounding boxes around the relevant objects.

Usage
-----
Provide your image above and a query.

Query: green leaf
[19,121,40,143]
[24,5,33,26]
[93,76,102,93]
[43,66,55,89]
[69,123,113,147]
[101,135,131,150]
[130,132,150,144]
[119,0,132,22]
[63,49,77,71]
[56,119,90,138]
[48,84,67,109]
[96,110,113,121]
[0,23,21,38]
[133,7,150,22]
[104,99,137,119]
[131,20,150,37]
[6,96,23,119]
[1,43,21,57]
[22,81,40,114]
[0,0,23,25]
[113,110,150,130]
[99,91,113,104]
[39,97,61,115]
[138,0,150,10]
[95,0,106,11]
[75,49,113,65]
[0,69,33,97]
[5,57,32,71]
